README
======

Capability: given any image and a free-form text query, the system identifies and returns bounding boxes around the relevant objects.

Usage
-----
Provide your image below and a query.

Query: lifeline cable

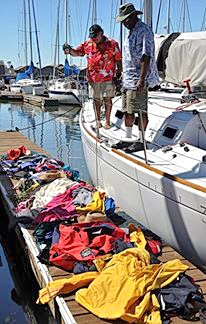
[13,105,80,132]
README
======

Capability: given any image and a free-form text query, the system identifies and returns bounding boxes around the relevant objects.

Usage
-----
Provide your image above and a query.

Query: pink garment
[16,196,35,212]
[34,182,93,223]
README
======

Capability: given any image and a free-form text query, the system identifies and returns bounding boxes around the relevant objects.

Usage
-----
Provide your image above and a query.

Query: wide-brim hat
[116,3,143,22]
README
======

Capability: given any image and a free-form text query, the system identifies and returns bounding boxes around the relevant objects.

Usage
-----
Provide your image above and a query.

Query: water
[0,102,90,181]
[0,102,90,323]
[0,227,56,324]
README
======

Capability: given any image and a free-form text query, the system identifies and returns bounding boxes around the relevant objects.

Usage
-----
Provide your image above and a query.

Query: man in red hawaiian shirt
[63,24,122,129]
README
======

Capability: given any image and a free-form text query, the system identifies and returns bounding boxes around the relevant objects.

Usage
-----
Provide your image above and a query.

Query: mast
[183,0,186,32]
[120,0,123,52]
[31,0,42,80]
[23,0,28,66]
[167,0,171,34]
[65,0,68,45]
[155,0,162,34]
[144,0,152,29]
[27,0,33,64]
[92,0,97,24]
[53,0,61,79]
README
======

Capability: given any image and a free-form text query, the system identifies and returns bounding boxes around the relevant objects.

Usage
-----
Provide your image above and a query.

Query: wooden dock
[0,91,59,108]
[0,90,23,101]
[0,131,206,324]
[23,94,59,107]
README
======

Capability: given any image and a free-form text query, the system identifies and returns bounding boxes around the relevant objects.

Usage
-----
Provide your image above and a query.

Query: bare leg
[125,112,135,127]
[94,98,101,122]
[103,97,112,127]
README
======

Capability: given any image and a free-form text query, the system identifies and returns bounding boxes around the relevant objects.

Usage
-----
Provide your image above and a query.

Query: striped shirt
[123,19,159,90]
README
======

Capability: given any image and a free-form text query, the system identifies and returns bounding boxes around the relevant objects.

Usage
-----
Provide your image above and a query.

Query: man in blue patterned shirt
[113,3,159,152]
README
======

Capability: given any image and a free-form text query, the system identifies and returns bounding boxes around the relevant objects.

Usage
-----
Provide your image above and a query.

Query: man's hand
[62,43,72,53]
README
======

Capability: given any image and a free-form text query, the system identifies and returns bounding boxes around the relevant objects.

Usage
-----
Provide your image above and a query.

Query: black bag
[157,273,206,323]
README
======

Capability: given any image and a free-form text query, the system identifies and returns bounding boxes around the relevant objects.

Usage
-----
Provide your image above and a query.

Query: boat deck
[0,131,206,324]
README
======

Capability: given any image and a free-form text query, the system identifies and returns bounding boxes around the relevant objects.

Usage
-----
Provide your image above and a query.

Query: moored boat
[79,88,206,270]
[48,77,82,105]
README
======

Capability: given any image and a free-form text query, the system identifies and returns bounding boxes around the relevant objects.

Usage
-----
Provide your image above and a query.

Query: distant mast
[23,0,28,66]
[144,0,152,29]
[92,0,97,24]
[53,0,61,79]
[31,0,42,80]
[27,0,33,79]
[167,0,171,34]
[27,0,33,63]
[120,0,123,52]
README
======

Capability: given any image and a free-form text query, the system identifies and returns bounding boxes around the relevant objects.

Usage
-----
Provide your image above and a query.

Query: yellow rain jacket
[37,271,98,304]
[38,247,188,322]
[75,190,105,213]
[75,248,188,323]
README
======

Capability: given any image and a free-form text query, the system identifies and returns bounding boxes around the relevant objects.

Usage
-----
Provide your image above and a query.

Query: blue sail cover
[64,58,73,76]
[16,61,34,82]
[25,61,34,75]
[64,58,80,76]
[72,66,80,75]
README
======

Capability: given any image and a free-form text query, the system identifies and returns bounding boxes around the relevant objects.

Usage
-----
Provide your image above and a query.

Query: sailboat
[79,0,206,270]
[10,0,44,95]
[48,0,82,106]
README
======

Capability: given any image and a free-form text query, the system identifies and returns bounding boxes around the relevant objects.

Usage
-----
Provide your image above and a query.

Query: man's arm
[63,44,83,57]
[116,61,122,78]
[138,54,150,92]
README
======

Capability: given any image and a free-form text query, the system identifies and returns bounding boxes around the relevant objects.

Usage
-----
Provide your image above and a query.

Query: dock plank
[0,131,50,156]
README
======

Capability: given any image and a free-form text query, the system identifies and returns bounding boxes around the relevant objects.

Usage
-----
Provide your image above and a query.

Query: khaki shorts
[89,81,115,99]
[122,88,148,114]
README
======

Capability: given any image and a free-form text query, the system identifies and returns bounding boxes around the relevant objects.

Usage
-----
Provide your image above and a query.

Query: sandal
[104,124,111,129]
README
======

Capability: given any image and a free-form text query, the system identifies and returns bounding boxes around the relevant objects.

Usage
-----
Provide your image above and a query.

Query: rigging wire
[201,6,206,30]
[155,0,163,34]
[84,0,92,41]
[14,106,80,132]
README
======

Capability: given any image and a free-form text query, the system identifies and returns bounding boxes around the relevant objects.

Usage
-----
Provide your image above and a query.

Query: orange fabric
[7,145,27,160]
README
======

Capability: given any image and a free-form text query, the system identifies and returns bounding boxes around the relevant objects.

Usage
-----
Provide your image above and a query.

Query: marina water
[0,102,90,323]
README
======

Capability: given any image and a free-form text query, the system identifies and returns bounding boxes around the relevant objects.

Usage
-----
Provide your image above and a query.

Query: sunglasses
[90,32,101,39]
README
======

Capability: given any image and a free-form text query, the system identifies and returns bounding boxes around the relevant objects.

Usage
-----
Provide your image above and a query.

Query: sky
[1,0,206,69]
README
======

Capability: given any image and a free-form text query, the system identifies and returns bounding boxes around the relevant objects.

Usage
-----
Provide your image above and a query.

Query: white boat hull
[48,89,81,105]
[10,85,21,93]
[80,97,206,269]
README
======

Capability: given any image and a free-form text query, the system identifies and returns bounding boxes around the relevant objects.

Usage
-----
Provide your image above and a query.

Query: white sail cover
[163,31,206,86]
